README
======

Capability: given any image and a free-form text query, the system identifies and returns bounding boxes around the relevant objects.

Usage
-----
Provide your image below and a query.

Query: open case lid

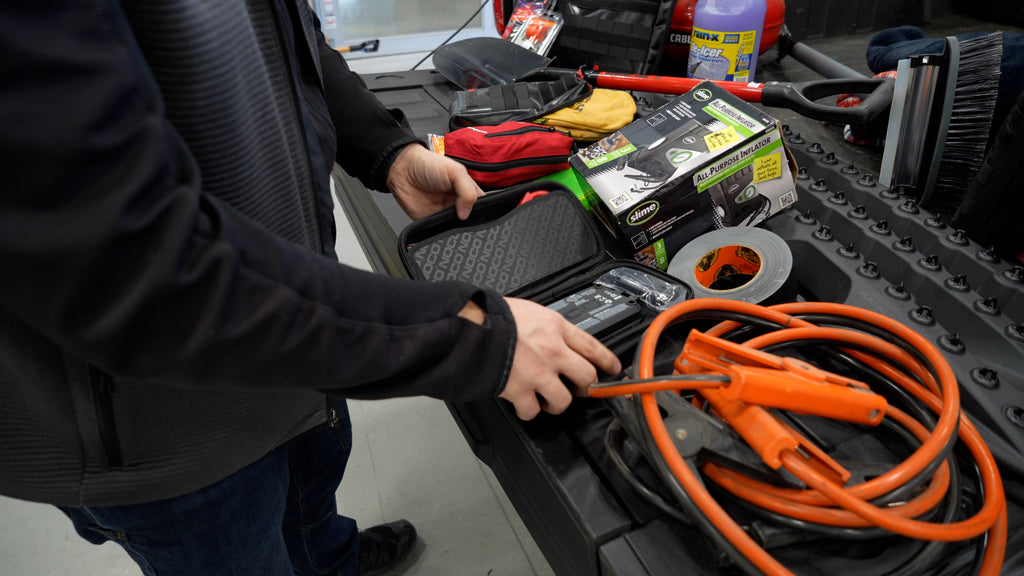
[399,181,607,299]
[399,179,693,356]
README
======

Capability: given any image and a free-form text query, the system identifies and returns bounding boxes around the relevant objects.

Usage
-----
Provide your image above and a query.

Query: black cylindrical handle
[760,77,894,125]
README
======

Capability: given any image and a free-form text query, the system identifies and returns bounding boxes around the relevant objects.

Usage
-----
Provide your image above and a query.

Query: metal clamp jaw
[678,330,888,479]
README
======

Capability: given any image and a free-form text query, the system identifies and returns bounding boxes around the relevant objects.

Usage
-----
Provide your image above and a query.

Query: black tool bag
[448,68,592,130]
[398,180,692,354]
[549,0,678,74]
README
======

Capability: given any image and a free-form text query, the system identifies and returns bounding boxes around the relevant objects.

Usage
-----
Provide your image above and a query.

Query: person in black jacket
[0,1,620,574]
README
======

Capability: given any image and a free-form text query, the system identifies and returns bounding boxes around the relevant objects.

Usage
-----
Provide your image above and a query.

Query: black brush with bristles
[952,88,1024,261]
[879,32,1003,215]
[928,33,1004,212]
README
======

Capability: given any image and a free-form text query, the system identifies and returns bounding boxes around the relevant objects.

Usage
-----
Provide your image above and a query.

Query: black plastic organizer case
[399,180,691,353]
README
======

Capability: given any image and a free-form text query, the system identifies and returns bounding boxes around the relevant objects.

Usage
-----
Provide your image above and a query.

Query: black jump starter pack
[546,285,645,341]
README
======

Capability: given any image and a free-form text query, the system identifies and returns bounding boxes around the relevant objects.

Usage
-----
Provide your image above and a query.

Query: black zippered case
[398,179,696,576]
[398,180,692,355]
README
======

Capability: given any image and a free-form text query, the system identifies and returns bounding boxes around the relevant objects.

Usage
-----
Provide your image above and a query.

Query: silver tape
[667,227,794,304]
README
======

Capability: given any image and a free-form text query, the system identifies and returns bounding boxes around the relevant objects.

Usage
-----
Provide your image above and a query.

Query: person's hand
[498,297,622,420]
[386,142,484,221]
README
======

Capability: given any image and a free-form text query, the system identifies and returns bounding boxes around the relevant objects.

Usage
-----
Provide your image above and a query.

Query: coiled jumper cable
[590,298,1007,576]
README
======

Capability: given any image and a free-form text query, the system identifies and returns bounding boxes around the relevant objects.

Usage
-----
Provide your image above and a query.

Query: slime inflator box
[568,81,798,270]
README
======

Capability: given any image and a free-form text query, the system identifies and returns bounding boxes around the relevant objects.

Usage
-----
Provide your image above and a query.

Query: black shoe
[356,519,417,576]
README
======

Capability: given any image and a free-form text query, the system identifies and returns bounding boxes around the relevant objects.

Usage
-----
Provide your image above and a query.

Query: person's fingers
[390,148,484,221]
[504,376,572,419]
[500,297,623,420]
[503,384,543,420]
[535,376,573,415]
[556,353,600,398]
[564,325,622,377]
[450,166,484,220]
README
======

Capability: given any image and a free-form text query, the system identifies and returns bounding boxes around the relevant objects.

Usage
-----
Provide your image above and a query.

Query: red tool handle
[580,70,766,101]
[578,69,894,126]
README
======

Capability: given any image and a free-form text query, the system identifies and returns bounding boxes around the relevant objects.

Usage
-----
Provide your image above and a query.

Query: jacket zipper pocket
[445,154,569,172]
[89,366,123,467]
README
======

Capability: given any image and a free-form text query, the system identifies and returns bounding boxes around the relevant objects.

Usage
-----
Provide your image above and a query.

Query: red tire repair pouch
[443,121,573,188]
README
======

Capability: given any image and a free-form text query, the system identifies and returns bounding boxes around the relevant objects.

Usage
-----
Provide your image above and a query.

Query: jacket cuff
[475,288,517,397]
[371,136,426,193]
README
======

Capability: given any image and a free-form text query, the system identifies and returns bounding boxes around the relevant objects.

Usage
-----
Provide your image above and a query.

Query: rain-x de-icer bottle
[687,0,767,82]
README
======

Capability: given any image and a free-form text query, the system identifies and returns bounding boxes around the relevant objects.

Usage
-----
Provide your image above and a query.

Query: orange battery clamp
[680,329,887,426]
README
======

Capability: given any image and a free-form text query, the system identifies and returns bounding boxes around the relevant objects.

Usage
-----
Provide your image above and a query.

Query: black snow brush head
[879,32,1003,214]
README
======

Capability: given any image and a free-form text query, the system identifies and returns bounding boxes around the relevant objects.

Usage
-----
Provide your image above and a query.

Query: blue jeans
[60,402,358,576]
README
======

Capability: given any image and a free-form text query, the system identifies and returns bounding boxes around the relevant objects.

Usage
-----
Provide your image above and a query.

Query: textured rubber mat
[766,131,1024,492]
[407,191,599,294]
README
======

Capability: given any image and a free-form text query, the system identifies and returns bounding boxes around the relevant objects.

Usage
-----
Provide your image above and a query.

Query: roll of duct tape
[667,227,794,304]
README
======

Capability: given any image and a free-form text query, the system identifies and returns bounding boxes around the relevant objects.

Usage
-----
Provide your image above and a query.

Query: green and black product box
[568,81,798,269]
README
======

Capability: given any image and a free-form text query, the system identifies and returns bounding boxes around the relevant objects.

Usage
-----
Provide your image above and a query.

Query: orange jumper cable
[590,298,1007,576]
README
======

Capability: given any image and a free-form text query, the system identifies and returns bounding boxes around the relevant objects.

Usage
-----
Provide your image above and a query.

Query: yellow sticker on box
[754,151,783,183]
[704,126,742,152]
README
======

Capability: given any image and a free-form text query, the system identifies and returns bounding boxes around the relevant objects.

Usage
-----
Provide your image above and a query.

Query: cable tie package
[594,266,687,311]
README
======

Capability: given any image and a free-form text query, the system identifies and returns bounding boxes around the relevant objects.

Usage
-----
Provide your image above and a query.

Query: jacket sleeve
[0,0,515,403]
[312,18,423,192]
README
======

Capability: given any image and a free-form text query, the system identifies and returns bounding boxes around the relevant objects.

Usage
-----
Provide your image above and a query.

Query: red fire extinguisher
[662,0,786,74]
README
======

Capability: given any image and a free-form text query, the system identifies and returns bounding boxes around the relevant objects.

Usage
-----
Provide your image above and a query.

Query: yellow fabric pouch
[533,88,637,142]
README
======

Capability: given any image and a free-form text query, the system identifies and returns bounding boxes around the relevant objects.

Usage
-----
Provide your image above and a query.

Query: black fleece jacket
[0,0,515,505]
